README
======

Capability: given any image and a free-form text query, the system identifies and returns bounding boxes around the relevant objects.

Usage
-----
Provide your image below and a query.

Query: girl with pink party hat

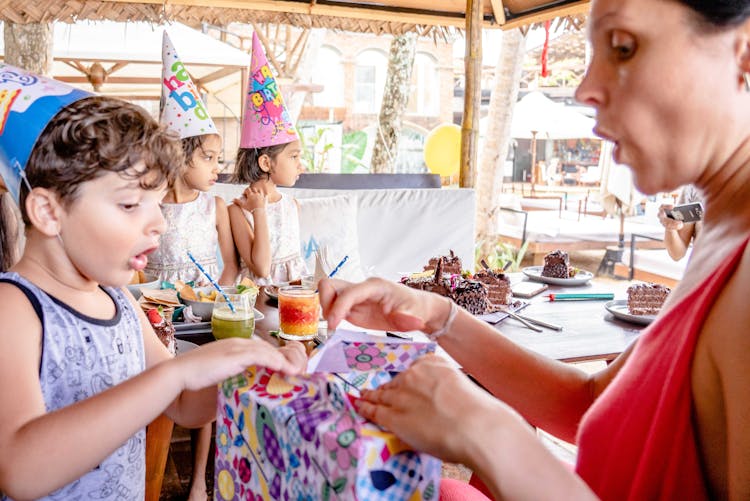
[229,32,307,285]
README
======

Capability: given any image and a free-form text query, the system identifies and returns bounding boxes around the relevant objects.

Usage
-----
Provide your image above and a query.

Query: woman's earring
[744,72,750,92]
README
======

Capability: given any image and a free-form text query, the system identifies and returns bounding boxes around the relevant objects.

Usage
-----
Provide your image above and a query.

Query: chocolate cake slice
[627,283,671,315]
[452,280,493,315]
[473,269,512,306]
[424,250,462,277]
[541,250,570,279]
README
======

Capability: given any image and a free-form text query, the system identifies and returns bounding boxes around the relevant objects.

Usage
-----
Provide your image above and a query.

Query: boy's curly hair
[20,96,183,223]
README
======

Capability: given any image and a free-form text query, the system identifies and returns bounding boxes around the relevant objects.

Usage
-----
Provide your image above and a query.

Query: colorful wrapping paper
[215,362,441,500]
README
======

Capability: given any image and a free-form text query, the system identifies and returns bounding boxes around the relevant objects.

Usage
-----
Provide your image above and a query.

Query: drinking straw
[547,293,614,301]
[187,251,235,313]
[328,255,350,279]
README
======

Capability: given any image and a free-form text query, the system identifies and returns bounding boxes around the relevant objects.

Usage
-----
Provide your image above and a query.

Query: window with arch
[313,45,345,108]
[408,52,439,116]
[354,49,387,113]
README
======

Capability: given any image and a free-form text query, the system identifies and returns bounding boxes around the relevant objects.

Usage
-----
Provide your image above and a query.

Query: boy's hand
[172,338,303,391]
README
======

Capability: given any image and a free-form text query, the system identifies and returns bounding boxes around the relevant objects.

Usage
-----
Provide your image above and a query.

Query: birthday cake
[402,256,503,315]
[627,283,671,316]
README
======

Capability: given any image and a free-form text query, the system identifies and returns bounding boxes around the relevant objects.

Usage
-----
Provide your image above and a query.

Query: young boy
[0,64,305,500]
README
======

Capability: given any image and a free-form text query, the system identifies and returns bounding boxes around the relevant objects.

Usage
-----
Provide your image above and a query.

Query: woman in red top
[319,0,750,499]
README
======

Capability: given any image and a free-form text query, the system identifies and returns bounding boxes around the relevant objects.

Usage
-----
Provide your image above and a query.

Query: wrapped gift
[215,337,441,501]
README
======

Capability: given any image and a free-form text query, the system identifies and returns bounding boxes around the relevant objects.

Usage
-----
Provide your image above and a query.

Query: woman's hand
[171,337,303,392]
[277,340,309,372]
[356,355,521,464]
[233,187,267,212]
[319,277,448,333]
[658,204,684,231]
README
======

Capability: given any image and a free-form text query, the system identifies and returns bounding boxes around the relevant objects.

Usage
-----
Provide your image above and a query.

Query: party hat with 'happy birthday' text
[160,31,217,139]
[0,63,93,202]
[240,31,299,148]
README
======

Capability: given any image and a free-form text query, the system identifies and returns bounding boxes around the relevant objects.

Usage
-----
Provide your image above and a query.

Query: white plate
[175,339,199,355]
[522,266,594,286]
[477,299,529,324]
[604,300,655,325]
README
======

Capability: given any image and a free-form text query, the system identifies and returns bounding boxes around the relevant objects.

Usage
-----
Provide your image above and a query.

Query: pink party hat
[240,32,299,148]
[160,31,217,139]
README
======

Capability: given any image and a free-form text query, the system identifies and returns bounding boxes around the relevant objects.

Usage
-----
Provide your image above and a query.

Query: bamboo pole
[460,0,482,188]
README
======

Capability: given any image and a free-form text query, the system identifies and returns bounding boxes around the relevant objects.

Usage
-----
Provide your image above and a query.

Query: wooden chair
[145,413,174,501]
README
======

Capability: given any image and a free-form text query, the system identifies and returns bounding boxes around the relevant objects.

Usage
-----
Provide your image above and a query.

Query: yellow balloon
[423,123,461,176]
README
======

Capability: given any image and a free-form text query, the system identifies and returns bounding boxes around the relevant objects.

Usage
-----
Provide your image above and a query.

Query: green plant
[475,238,529,272]
[341,130,368,173]
[299,127,335,173]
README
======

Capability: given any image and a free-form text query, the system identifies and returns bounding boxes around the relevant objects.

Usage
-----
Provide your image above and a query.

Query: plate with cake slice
[522,266,594,286]
[604,300,656,325]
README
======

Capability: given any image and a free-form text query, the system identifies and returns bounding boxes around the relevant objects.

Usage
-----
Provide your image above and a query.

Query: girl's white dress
[144,191,220,285]
[240,193,307,285]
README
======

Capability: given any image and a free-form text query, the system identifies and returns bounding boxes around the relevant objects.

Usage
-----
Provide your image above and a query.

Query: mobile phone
[512,281,549,299]
[666,202,704,223]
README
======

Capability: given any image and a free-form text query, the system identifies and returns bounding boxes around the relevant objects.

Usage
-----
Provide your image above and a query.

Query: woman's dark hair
[231,143,289,184]
[20,96,183,224]
[181,133,220,168]
[0,192,18,271]
[677,1,750,29]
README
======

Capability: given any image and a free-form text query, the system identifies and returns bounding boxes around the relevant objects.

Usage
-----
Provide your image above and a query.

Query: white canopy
[0,21,250,118]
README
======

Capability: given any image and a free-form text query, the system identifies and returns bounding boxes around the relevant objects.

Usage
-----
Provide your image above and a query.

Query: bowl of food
[178,282,259,322]
[127,271,160,299]
[179,286,223,322]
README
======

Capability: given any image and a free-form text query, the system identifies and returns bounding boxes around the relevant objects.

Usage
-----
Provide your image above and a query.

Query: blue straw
[328,255,349,278]
[187,251,235,313]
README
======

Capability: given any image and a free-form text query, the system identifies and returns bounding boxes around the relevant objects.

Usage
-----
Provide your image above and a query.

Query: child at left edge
[142,32,239,501]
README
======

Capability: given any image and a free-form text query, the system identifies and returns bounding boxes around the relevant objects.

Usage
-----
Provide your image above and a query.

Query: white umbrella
[510,91,597,140]
[506,91,597,191]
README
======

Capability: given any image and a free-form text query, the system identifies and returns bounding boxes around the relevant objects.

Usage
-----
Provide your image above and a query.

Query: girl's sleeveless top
[240,193,307,285]
[0,272,146,501]
[576,238,749,500]
[144,191,220,284]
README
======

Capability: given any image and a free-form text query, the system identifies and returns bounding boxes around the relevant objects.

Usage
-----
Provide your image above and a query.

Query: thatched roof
[0,0,590,35]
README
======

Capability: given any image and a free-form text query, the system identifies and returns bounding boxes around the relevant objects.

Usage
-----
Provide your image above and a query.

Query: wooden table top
[178,277,645,364]
[495,273,644,363]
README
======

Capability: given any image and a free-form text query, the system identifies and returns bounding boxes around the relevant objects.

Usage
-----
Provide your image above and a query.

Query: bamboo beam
[501,1,589,30]
[460,0,482,188]
[101,0,495,29]
[195,66,239,85]
[56,76,160,84]
[489,0,506,25]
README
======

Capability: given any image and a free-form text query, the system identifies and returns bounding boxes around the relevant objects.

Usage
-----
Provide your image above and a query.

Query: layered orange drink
[278,286,319,339]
